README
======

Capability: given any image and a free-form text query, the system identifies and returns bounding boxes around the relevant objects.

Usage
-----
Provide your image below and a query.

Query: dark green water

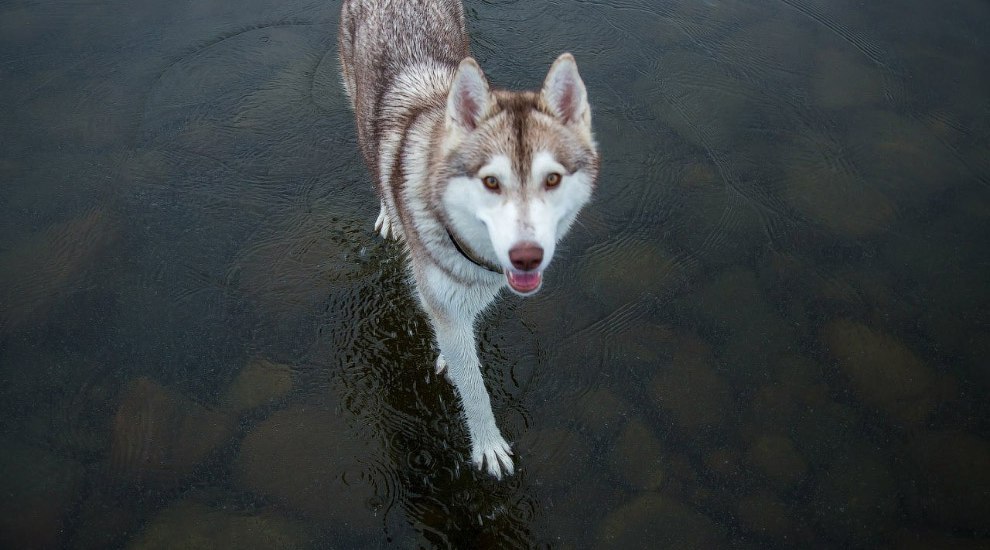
[1,0,988,547]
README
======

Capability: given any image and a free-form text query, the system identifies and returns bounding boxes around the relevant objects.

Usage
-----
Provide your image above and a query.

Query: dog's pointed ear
[447,57,491,131]
[541,53,590,126]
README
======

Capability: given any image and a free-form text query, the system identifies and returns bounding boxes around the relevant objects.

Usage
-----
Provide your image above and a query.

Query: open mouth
[506,269,543,295]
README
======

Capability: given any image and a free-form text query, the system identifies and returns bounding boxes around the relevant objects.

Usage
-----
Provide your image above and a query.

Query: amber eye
[545,172,562,188]
[482,175,500,190]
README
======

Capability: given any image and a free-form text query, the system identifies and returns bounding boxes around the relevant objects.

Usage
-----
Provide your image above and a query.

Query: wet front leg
[374,200,404,241]
[433,318,514,479]
[374,201,393,239]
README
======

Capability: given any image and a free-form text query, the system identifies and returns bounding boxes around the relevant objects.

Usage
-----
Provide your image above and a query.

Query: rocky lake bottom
[1,0,988,548]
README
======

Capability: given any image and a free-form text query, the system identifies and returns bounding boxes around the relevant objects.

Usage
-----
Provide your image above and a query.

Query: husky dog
[339,0,598,478]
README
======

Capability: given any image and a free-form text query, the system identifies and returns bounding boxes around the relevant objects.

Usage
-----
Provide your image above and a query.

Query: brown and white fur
[339,0,598,479]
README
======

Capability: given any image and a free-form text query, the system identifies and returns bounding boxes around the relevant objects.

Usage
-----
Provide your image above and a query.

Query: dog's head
[439,54,599,296]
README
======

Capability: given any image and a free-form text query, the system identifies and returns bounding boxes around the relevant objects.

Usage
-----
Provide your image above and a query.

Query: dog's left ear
[541,53,590,127]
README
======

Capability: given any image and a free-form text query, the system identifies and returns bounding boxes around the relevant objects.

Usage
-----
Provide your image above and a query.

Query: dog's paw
[472,433,514,480]
[374,202,392,240]
[435,354,448,375]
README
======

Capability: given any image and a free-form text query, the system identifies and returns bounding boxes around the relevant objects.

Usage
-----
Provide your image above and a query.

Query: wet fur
[339,0,598,478]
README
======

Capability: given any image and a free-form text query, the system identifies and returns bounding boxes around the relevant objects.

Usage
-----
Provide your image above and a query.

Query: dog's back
[339,0,469,172]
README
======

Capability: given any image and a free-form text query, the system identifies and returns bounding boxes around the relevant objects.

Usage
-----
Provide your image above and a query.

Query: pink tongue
[507,270,542,293]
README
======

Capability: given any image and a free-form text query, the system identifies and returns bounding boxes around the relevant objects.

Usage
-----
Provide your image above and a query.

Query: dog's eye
[545,172,562,188]
[482,175,500,191]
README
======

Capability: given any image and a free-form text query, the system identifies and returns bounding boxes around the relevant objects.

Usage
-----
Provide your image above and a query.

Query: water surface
[1,0,988,547]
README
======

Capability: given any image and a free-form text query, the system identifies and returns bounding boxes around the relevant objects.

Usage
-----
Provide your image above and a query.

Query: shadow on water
[1,0,989,547]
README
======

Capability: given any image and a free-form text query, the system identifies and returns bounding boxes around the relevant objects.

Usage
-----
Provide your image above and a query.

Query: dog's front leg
[432,318,514,479]
[375,201,397,240]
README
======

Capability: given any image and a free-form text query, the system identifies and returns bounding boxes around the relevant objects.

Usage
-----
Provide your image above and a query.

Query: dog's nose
[509,242,544,271]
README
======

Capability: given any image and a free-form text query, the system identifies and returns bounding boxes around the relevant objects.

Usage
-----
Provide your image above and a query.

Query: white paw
[374,202,392,240]
[472,432,514,479]
[435,354,448,375]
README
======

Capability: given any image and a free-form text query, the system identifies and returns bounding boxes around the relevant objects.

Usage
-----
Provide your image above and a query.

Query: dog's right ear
[447,58,491,131]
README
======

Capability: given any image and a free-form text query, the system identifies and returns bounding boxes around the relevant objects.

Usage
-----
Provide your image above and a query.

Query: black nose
[509,242,544,271]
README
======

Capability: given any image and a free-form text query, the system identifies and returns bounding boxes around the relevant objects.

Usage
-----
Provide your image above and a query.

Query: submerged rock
[845,110,964,206]
[110,378,236,486]
[234,405,379,531]
[650,334,731,432]
[128,499,318,549]
[665,160,765,267]
[746,434,807,491]
[609,419,667,491]
[597,492,724,548]
[781,132,897,238]
[222,358,293,413]
[822,319,938,424]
